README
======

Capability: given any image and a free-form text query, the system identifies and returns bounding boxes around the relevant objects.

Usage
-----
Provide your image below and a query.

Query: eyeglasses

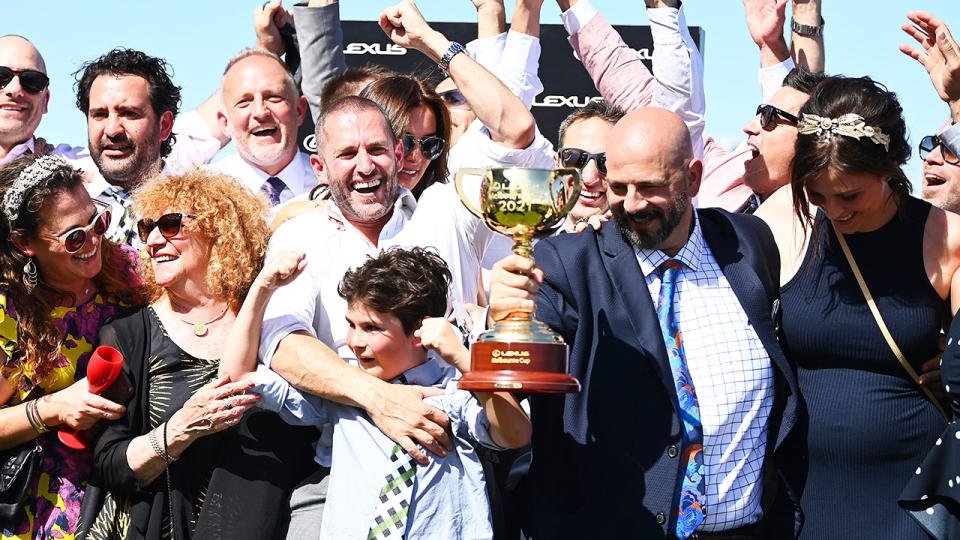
[756,104,799,131]
[45,202,111,254]
[919,135,960,165]
[0,66,50,95]
[136,213,197,243]
[438,89,468,109]
[402,134,445,161]
[558,147,607,175]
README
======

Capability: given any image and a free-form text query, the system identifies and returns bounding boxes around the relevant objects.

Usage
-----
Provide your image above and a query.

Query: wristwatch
[438,42,466,76]
[791,17,825,37]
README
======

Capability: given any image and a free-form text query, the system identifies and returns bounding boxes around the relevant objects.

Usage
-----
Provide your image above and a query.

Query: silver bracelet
[791,17,825,37]
[148,427,168,462]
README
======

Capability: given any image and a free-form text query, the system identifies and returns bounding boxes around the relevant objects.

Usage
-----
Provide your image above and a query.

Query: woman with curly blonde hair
[83,169,317,540]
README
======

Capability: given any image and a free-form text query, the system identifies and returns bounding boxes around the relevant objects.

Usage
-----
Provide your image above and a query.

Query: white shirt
[635,210,774,531]
[212,150,316,205]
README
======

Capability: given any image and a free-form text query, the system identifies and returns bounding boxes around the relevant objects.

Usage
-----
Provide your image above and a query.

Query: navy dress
[780,197,947,538]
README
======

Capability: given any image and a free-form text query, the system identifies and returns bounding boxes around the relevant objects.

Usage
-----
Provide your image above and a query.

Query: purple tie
[261,176,285,205]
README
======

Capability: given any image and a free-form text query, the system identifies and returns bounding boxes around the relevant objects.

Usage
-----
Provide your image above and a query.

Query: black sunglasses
[919,135,960,165]
[558,147,607,175]
[0,66,50,95]
[439,88,468,108]
[402,134,445,161]
[756,104,799,131]
[44,202,111,254]
[136,213,197,243]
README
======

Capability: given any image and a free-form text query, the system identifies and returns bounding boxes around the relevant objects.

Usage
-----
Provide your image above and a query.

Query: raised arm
[380,0,535,149]
[218,251,307,381]
[293,0,348,121]
[791,0,825,73]
[901,11,960,124]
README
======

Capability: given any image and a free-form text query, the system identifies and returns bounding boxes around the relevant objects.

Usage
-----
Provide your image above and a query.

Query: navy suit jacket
[523,208,802,539]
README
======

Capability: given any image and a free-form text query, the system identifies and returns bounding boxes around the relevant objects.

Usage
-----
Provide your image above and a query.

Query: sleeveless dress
[780,197,947,538]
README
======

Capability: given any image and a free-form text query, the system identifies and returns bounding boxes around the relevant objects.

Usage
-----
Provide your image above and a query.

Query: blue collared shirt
[634,209,774,531]
[255,356,502,539]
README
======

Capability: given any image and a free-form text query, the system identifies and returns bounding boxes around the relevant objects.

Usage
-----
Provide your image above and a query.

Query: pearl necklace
[176,304,230,337]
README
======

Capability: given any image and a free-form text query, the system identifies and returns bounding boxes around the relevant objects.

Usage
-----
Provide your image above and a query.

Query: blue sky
[3,1,956,187]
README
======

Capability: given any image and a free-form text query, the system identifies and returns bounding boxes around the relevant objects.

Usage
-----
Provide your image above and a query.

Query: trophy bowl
[454,167,582,393]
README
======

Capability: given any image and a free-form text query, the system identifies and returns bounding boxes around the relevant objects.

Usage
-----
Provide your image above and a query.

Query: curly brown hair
[0,154,141,390]
[338,247,451,335]
[133,168,271,313]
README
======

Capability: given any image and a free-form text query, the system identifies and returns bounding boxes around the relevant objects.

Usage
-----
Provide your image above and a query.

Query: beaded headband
[2,155,70,224]
[797,113,891,152]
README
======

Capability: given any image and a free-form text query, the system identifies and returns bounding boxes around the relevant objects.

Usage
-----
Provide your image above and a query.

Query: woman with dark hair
[0,154,141,539]
[359,74,450,199]
[757,76,960,538]
[84,169,315,540]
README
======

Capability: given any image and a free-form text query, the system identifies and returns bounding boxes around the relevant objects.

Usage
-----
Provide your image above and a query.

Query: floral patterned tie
[657,259,705,538]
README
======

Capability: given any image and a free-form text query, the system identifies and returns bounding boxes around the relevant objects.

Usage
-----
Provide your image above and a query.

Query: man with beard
[486,108,801,538]
[74,48,227,245]
[213,49,312,206]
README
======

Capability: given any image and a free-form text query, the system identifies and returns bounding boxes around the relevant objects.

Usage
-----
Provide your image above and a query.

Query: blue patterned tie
[261,176,285,205]
[657,259,705,538]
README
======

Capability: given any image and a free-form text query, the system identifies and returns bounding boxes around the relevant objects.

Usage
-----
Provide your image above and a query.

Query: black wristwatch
[438,42,466,76]
[791,17,825,37]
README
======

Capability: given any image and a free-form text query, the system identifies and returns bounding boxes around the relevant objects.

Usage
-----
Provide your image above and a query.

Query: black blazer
[522,208,802,539]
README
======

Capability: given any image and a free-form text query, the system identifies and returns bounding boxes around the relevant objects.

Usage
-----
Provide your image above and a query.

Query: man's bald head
[0,35,46,74]
[604,108,701,256]
[0,35,50,151]
[607,108,693,172]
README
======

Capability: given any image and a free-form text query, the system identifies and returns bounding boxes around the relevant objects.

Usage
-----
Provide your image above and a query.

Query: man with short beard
[486,108,802,538]
[73,48,227,245]
[213,49,312,206]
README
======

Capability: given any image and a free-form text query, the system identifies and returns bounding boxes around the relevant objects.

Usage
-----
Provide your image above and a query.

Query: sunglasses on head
[919,135,960,165]
[136,213,197,243]
[45,202,111,254]
[402,134,445,161]
[0,66,50,95]
[438,88,468,108]
[756,104,799,131]
[558,147,607,175]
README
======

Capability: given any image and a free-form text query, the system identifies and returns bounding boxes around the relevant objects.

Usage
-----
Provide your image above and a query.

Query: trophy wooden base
[458,341,582,394]
[458,370,581,393]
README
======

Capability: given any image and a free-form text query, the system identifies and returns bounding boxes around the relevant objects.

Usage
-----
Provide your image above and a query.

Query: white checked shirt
[635,209,774,531]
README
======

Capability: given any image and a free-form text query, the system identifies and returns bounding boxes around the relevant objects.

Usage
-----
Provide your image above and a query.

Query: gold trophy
[454,167,582,393]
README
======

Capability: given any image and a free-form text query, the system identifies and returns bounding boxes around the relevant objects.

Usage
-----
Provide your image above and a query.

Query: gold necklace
[176,304,230,337]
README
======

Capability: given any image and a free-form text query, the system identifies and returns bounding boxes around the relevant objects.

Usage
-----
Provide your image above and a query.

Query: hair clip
[797,113,890,152]
[3,155,70,223]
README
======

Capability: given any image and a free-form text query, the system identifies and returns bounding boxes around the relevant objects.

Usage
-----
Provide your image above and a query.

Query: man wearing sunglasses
[902,12,960,215]
[0,35,80,167]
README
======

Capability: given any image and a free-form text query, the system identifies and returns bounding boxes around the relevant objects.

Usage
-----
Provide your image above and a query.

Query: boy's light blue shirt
[255,355,502,540]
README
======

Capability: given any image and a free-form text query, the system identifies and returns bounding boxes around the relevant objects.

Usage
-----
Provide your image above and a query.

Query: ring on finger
[222,398,233,410]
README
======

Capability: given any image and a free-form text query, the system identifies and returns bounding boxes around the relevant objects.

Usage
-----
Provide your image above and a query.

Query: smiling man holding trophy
[487,108,802,538]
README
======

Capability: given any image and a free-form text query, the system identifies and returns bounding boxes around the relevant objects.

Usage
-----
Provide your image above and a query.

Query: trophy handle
[454,168,487,219]
[553,168,582,217]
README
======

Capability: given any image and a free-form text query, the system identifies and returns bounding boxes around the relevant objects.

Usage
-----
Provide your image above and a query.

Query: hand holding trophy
[455,167,582,393]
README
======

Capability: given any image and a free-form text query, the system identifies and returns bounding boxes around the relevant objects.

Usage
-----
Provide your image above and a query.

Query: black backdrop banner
[297,20,704,155]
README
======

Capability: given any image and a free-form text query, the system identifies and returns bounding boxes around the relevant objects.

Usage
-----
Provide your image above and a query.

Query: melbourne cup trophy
[455,167,583,393]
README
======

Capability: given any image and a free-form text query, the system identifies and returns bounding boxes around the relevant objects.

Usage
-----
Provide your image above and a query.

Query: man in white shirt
[214,49,313,206]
